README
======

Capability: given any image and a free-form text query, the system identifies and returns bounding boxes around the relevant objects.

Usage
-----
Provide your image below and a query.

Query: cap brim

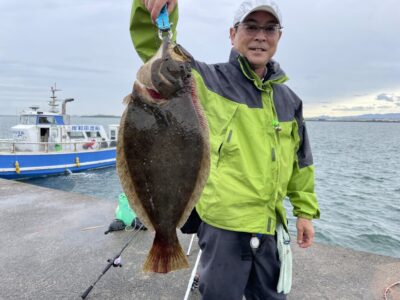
[239,6,280,24]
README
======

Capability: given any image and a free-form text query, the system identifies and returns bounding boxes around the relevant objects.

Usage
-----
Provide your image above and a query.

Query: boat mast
[49,84,61,113]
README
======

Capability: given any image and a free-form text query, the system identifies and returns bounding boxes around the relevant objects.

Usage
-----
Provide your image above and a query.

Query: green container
[115,193,136,226]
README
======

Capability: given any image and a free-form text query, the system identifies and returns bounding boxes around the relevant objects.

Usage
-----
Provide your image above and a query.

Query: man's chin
[246,51,267,61]
[248,57,269,69]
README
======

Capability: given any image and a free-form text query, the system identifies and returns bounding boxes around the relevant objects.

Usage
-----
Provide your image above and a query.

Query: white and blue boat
[0,86,119,179]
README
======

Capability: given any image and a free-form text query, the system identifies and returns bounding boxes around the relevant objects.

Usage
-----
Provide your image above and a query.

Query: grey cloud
[0,83,44,93]
[376,93,400,102]
[0,60,110,75]
[333,106,375,112]
[376,93,394,102]
[1,0,400,116]
[376,105,393,109]
[0,0,125,13]
[354,93,369,98]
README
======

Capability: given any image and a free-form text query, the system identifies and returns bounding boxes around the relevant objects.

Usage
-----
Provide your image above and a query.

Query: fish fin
[116,103,155,231]
[143,231,189,273]
[177,79,211,228]
[123,94,133,105]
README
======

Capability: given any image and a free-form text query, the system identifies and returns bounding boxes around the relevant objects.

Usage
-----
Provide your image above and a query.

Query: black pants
[197,222,286,300]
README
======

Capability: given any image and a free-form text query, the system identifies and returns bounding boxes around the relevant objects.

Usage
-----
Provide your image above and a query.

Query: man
[130,0,320,299]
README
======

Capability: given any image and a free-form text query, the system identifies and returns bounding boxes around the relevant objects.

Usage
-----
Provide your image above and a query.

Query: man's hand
[296,217,314,248]
[143,0,177,23]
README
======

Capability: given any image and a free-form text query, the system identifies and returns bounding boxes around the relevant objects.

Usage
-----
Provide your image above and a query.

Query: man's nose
[254,29,267,41]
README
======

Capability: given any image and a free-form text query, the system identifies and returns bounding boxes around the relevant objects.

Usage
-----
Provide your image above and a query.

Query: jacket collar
[228,48,286,83]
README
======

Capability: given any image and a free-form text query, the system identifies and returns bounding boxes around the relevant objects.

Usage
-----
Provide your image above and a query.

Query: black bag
[104,219,126,234]
[132,218,147,230]
[180,207,202,234]
[104,218,147,234]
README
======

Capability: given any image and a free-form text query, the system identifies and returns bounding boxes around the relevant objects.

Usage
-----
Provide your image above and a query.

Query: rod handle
[81,285,93,299]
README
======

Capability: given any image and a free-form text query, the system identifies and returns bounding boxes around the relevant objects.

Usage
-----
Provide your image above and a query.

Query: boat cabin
[10,111,117,152]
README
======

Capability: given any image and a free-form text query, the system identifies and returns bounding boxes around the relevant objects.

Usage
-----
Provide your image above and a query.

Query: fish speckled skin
[117,38,209,273]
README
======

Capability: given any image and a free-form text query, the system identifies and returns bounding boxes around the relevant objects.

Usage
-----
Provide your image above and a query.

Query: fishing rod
[183,248,202,300]
[81,222,144,299]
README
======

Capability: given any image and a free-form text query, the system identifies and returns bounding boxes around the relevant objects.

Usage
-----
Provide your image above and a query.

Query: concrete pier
[0,178,399,300]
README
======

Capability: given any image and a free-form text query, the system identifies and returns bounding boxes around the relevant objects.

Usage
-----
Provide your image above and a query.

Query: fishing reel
[108,256,122,268]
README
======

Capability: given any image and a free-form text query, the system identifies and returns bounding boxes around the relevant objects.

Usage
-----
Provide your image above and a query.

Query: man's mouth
[249,47,267,52]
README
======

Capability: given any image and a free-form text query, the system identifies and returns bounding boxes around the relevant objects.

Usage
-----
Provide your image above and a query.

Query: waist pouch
[180,207,202,234]
[276,222,292,294]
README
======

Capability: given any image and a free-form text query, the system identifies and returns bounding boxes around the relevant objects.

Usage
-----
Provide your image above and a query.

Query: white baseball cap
[233,0,282,26]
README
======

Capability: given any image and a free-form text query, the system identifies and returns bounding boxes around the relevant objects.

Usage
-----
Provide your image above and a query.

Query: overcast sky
[0,0,399,117]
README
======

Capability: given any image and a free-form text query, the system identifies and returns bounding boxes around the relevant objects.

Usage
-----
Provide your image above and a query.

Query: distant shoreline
[0,115,398,123]
[306,119,400,123]
[0,114,121,118]
[79,115,121,118]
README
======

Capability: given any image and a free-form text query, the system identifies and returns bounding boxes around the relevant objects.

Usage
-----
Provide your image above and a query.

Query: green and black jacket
[130,1,320,234]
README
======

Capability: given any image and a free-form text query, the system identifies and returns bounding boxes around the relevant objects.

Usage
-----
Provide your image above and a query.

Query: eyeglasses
[235,22,282,37]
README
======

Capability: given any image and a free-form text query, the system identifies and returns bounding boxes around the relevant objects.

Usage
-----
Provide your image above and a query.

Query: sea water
[1,116,399,258]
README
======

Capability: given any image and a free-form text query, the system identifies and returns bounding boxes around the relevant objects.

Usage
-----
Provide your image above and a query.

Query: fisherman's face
[230,11,282,77]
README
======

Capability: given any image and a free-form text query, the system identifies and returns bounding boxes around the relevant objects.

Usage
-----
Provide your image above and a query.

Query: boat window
[86,131,96,138]
[38,116,55,124]
[54,116,65,125]
[110,130,116,140]
[63,115,70,125]
[68,131,85,139]
[20,115,36,125]
[85,131,102,138]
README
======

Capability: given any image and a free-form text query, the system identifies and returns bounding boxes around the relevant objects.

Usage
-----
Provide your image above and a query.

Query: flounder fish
[117,37,210,273]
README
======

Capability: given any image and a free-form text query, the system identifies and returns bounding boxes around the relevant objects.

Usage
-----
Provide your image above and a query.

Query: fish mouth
[146,88,164,100]
[134,81,168,104]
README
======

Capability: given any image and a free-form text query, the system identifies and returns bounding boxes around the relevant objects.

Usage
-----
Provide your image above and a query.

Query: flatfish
[117,37,210,273]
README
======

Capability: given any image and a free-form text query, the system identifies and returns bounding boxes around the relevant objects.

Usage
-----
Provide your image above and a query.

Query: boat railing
[0,139,117,154]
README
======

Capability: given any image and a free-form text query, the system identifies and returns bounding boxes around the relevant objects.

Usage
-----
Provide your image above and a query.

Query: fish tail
[143,231,189,273]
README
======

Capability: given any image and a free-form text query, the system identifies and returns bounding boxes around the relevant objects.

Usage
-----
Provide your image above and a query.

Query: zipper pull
[272,120,281,132]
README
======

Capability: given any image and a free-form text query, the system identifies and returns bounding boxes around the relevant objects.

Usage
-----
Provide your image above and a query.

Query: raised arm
[130,0,178,62]
[143,0,177,22]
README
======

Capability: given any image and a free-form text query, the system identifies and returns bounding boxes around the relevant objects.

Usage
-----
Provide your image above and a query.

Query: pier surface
[0,178,399,300]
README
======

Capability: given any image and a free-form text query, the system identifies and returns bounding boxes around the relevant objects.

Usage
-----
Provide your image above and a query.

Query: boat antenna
[49,83,61,113]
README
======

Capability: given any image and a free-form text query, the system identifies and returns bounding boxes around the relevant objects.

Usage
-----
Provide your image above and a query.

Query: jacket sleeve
[130,0,179,62]
[287,102,320,220]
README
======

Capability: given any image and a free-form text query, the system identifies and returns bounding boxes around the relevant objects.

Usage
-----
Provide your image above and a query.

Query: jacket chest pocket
[277,121,295,144]
[216,108,244,168]
[277,121,298,171]
[217,126,240,168]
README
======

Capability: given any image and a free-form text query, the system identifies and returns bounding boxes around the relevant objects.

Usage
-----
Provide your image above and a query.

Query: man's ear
[229,27,236,46]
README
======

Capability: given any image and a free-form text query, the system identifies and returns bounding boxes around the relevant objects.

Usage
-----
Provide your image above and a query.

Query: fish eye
[173,45,190,60]
[173,45,182,55]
